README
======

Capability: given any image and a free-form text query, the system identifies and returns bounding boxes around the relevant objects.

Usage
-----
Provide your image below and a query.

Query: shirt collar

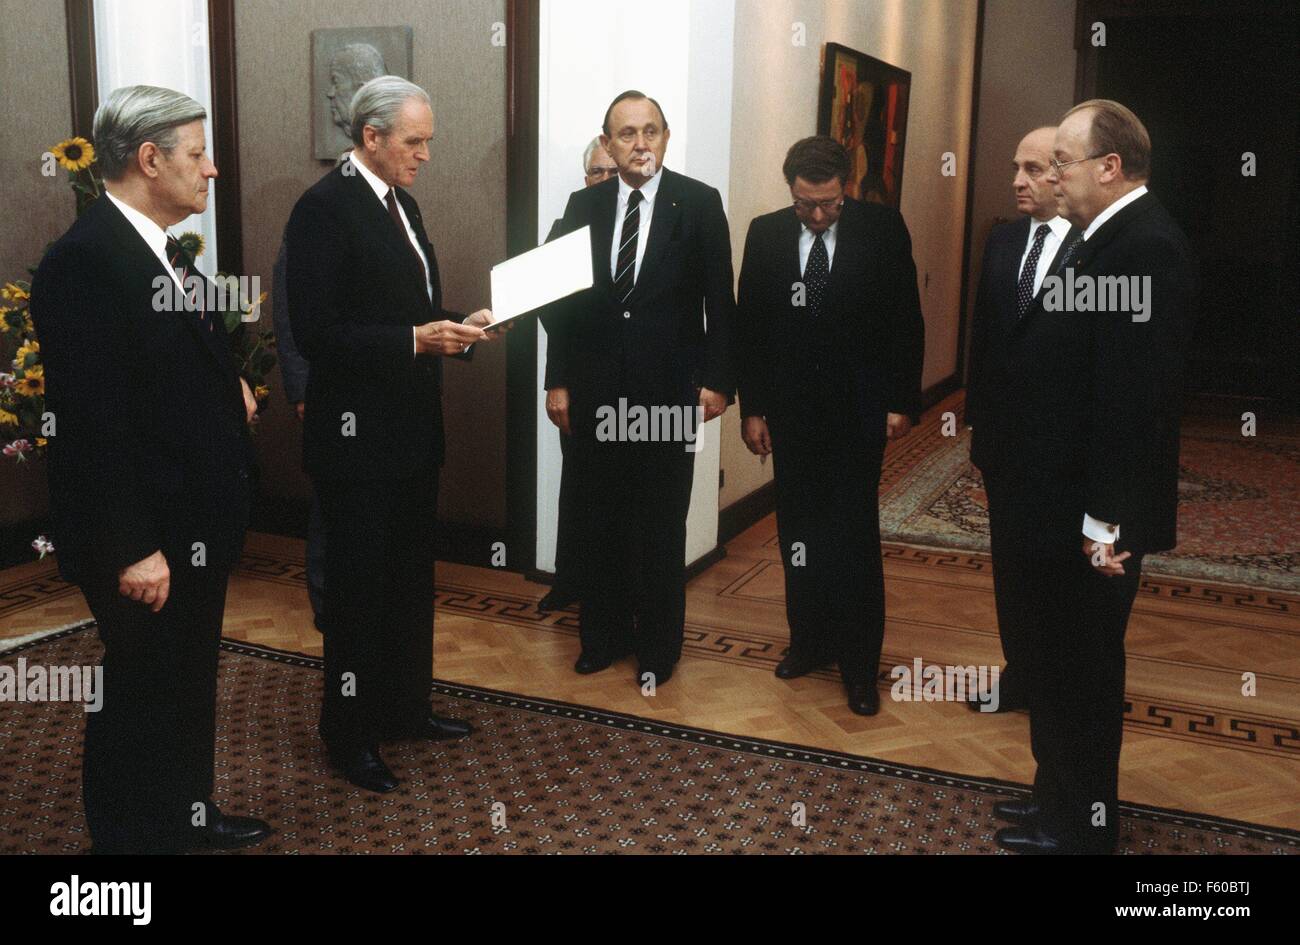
[104,189,169,260]
[1083,184,1148,240]
[618,166,663,208]
[800,220,839,241]
[1029,214,1071,242]
[348,150,393,204]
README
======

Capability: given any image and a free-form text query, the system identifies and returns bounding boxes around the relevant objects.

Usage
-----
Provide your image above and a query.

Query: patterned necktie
[1057,233,1084,271]
[165,233,210,331]
[614,189,644,303]
[804,232,830,316]
[1015,223,1050,318]
[385,187,428,282]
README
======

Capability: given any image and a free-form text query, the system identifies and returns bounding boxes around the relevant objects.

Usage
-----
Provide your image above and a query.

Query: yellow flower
[177,232,205,258]
[1,282,29,303]
[35,437,47,448]
[15,375,43,396]
[15,341,39,365]
[254,385,269,400]
[52,137,95,172]
[0,409,17,427]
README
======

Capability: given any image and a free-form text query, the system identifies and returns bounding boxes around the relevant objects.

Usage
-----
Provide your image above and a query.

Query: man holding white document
[539,90,736,690]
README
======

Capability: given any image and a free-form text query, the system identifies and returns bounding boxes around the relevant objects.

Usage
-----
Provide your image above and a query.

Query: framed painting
[817,43,911,207]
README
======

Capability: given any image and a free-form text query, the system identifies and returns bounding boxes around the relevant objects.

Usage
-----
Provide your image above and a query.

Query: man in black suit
[966,126,1081,713]
[736,136,924,716]
[286,76,499,792]
[990,100,1197,854]
[542,90,735,689]
[30,85,271,853]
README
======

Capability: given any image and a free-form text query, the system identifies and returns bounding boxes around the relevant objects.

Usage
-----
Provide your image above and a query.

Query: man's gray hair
[581,136,604,173]
[349,75,430,146]
[93,85,206,180]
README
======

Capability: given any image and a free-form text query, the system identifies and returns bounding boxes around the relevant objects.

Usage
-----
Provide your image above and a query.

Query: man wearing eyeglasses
[989,100,1196,855]
[541,90,736,689]
[735,136,924,716]
[965,126,1081,716]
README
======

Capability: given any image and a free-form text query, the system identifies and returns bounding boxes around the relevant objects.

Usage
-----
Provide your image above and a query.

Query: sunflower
[0,409,17,427]
[1,282,29,303]
[177,232,205,259]
[52,137,95,172]
[254,385,269,400]
[15,375,43,396]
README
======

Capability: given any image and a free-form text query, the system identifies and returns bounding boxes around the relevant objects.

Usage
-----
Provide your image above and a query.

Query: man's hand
[415,319,488,355]
[118,550,171,613]
[699,387,727,423]
[239,377,258,424]
[467,308,506,337]
[546,386,571,435]
[741,415,772,456]
[886,412,912,439]
[1084,537,1131,577]
[294,402,305,422]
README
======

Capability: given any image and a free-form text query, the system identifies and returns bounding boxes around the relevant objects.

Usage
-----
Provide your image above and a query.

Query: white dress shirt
[1078,185,1148,546]
[610,167,663,282]
[1018,214,1071,295]
[104,190,187,294]
[798,220,839,275]
[350,152,432,354]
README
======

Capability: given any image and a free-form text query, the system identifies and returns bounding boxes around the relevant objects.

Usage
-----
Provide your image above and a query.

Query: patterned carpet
[2,622,1296,855]
[879,405,1300,591]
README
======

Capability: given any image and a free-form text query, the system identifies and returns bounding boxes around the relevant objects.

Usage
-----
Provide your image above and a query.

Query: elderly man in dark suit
[736,135,924,716]
[990,100,1197,854]
[966,126,1081,714]
[286,76,500,793]
[31,84,271,853]
[542,90,735,689]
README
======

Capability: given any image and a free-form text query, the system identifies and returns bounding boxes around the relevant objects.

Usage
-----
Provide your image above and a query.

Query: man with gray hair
[287,75,500,792]
[30,84,272,853]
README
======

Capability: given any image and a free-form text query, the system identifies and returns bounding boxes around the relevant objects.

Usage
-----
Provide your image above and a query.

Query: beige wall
[0,0,71,526]
[235,0,508,528]
[962,0,1077,379]
[720,0,980,511]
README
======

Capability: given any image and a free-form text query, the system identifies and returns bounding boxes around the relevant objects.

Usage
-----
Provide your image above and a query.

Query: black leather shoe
[847,682,880,716]
[575,651,618,674]
[329,746,399,793]
[636,664,674,688]
[995,825,1074,854]
[386,713,473,741]
[993,798,1041,824]
[538,588,578,613]
[194,812,274,851]
[775,654,832,680]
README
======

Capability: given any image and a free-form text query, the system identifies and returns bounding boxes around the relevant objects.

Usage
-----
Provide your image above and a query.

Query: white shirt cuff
[412,326,418,356]
[1082,514,1120,544]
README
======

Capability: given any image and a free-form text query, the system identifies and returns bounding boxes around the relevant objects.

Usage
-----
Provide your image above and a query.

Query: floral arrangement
[2,137,277,557]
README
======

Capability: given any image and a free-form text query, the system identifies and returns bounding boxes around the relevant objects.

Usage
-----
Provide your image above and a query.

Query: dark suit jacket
[271,234,309,404]
[967,216,1079,470]
[30,196,254,583]
[968,193,1196,552]
[736,198,925,430]
[285,160,469,480]
[541,168,736,436]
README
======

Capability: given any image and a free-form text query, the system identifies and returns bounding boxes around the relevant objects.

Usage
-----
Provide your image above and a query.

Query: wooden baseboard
[718,480,776,545]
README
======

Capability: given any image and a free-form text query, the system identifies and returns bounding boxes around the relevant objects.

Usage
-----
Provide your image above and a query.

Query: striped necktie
[614,189,644,303]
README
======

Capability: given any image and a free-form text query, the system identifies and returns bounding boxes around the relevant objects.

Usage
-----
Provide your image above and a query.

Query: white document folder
[488,225,593,329]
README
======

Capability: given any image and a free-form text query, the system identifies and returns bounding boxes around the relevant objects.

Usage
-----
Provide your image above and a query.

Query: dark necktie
[1015,223,1050,318]
[166,233,210,331]
[1057,233,1084,271]
[385,188,427,279]
[614,189,644,303]
[804,231,829,316]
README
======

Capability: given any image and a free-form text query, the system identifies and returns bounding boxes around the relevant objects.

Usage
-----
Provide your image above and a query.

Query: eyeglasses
[1049,153,1107,175]
[792,198,844,213]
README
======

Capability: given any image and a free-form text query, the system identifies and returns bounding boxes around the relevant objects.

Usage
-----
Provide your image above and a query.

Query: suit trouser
[80,561,230,849]
[551,431,582,600]
[306,490,326,624]
[569,435,695,671]
[315,464,439,751]
[1028,538,1144,852]
[982,473,1037,704]
[769,412,886,687]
